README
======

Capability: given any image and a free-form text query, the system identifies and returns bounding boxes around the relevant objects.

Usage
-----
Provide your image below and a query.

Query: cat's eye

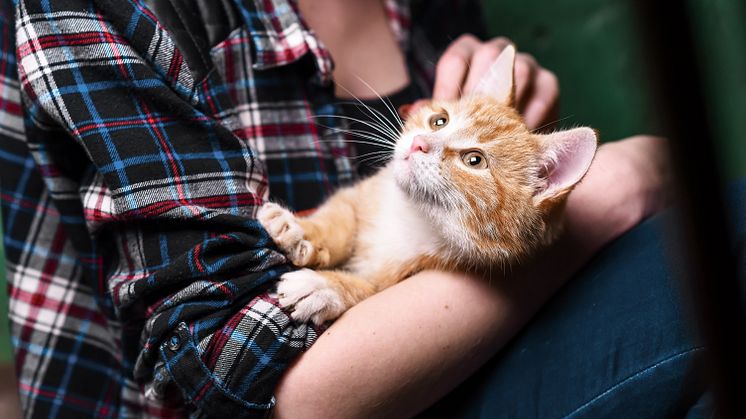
[461,151,488,169]
[429,113,449,130]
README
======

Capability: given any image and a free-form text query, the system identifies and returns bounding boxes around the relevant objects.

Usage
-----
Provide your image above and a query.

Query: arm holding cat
[271,134,670,419]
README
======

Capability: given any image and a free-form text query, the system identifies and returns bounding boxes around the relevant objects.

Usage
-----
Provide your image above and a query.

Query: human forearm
[272,229,602,419]
[272,269,540,419]
[271,229,608,419]
[272,136,672,419]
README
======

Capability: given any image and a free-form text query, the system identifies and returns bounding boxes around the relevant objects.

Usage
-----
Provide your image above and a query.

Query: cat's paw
[258,203,315,266]
[277,269,346,326]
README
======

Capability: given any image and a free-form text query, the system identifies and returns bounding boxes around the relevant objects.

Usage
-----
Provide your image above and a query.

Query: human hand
[432,34,559,130]
[565,135,674,249]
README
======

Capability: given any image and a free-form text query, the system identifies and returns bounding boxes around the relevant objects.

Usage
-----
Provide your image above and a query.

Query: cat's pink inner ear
[472,44,515,105]
[535,127,598,202]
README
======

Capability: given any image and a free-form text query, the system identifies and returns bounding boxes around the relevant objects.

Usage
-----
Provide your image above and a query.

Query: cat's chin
[389,156,451,211]
[390,158,412,187]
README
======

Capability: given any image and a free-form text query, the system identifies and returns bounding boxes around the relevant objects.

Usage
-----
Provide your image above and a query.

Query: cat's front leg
[258,203,330,268]
[277,269,376,326]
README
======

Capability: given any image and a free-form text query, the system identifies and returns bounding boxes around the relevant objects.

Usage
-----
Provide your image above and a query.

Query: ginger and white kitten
[258,46,597,325]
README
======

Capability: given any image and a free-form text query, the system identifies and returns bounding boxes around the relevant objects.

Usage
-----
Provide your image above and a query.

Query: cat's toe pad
[258,203,313,266]
[277,269,344,326]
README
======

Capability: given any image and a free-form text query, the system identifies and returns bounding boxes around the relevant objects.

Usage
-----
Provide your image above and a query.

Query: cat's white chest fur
[345,169,442,277]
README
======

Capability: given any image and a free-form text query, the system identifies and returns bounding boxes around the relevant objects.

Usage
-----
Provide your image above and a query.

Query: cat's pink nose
[410,135,430,154]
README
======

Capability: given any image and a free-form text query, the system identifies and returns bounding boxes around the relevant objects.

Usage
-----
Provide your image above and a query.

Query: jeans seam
[560,346,705,418]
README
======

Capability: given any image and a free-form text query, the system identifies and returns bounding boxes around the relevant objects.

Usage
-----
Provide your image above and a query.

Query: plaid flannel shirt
[0,0,485,417]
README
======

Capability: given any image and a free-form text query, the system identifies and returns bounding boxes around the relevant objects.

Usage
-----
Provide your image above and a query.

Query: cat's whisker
[313,114,400,143]
[353,148,394,159]
[322,127,396,147]
[330,84,399,143]
[353,145,394,154]
[314,123,398,150]
[313,111,395,137]
[334,100,404,139]
[333,82,404,137]
[335,80,404,133]
[314,116,399,144]
[355,155,392,167]
[352,150,393,159]
[355,158,389,166]
[326,126,396,144]
[351,76,405,130]
[314,138,396,151]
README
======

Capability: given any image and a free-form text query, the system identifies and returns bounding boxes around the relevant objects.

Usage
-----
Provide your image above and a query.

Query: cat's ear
[534,127,598,205]
[471,44,516,105]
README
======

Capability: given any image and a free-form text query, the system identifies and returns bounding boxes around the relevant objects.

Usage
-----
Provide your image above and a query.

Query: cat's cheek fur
[409,154,444,197]
[427,208,478,260]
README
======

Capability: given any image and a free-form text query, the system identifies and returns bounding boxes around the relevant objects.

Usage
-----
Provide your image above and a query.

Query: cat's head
[392,45,597,264]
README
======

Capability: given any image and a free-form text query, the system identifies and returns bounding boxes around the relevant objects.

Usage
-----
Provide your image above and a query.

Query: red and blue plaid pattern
[0,0,483,417]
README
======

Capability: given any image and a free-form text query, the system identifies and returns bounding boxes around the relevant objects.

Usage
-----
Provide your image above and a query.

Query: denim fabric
[421,179,746,419]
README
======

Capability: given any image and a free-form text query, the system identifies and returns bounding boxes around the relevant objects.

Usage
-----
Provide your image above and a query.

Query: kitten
[258,46,597,325]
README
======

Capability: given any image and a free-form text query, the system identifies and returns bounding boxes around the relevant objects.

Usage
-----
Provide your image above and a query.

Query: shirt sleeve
[15,0,316,416]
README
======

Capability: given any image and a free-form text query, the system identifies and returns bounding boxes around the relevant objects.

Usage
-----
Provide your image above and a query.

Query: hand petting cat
[432,34,560,131]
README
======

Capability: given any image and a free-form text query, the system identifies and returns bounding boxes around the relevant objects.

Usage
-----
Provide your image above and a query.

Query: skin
[299,0,409,99]
[279,1,673,417]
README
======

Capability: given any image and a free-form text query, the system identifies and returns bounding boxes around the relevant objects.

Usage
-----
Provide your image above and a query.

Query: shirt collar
[241,0,333,81]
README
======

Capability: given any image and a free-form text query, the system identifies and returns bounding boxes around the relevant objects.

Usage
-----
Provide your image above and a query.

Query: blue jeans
[420,180,746,418]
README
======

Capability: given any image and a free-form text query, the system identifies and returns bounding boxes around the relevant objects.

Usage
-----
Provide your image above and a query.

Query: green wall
[482,0,746,178]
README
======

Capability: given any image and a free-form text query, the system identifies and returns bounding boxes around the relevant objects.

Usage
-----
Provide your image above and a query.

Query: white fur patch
[347,170,442,276]
[277,269,345,325]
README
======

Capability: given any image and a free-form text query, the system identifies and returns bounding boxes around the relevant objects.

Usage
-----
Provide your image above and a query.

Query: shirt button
[168,334,181,351]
